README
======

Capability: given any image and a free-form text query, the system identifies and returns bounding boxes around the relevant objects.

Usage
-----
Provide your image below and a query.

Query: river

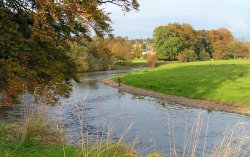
[1,68,250,156]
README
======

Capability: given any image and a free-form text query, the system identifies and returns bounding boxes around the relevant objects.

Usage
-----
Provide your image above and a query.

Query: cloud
[104,0,250,40]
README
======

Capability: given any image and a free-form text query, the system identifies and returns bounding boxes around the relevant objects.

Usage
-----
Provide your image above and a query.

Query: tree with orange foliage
[227,41,249,59]
[0,0,139,104]
[207,28,234,59]
[109,37,131,62]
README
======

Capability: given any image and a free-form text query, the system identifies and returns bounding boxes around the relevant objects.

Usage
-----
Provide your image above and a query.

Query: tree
[154,23,239,61]
[141,43,147,50]
[110,36,131,62]
[135,39,144,44]
[157,37,183,60]
[246,42,250,50]
[227,41,249,59]
[199,50,211,61]
[207,28,234,59]
[177,49,197,62]
[154,23,197,60]
[70,37,114,72]
[178,23,196,50]
[154,25,178,51]
[194,30,213,57]
[145,38,154,44]
[133,44,143,58]
[0,0,139,104]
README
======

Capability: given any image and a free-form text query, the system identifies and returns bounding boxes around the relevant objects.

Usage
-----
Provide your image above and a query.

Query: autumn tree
[226,41,249,59]
[70,37,114,72]
[246,42,250,56]
[246,42,250,50]
[108,36,131,62]
[133,43,143,58]
[207,28,234,59]
[177,23,196,50]
[0,0,139,104]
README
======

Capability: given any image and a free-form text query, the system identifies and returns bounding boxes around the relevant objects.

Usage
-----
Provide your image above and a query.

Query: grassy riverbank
[119,60,250,105]
[0,143,137,157]
[0,118,138,157]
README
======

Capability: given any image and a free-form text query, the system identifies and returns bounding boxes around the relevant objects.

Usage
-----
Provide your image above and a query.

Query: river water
[1,69,250,156]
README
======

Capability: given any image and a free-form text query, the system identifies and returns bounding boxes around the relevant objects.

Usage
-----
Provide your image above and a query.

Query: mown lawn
[120,60,250,105]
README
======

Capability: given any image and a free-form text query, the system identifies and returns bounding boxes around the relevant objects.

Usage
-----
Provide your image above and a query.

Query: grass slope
[0,119,138,157]
[120,60,250,105]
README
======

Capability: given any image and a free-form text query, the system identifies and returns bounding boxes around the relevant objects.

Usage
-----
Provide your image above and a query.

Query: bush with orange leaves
[147,53,158,67]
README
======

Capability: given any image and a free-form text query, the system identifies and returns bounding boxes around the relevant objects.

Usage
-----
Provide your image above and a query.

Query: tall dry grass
[164,112,250,157]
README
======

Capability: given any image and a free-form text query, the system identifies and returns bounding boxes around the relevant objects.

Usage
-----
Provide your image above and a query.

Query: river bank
[102,79,250,116]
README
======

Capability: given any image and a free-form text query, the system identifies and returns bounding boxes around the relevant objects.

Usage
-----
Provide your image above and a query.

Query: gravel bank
[102,79,250,116]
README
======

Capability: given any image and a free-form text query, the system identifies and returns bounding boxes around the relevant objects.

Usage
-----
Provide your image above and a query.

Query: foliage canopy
[153,23,248,62]
[0,0,139,104]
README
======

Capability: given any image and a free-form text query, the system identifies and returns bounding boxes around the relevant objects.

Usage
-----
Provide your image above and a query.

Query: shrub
[199,50,211,61]
[142,53,149,59]
[177,49,197,62]
[177,53,186,62]
[147,53,158,67]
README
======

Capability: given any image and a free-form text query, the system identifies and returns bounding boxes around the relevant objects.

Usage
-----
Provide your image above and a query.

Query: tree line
[154,23,249,62]
[70,36,157,72]
[70,36,133,72]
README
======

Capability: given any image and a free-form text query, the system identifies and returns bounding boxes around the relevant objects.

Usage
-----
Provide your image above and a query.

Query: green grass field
[120,60,250,105]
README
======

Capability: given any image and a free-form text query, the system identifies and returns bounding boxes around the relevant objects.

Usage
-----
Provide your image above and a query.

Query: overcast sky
[103,0,250,41]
